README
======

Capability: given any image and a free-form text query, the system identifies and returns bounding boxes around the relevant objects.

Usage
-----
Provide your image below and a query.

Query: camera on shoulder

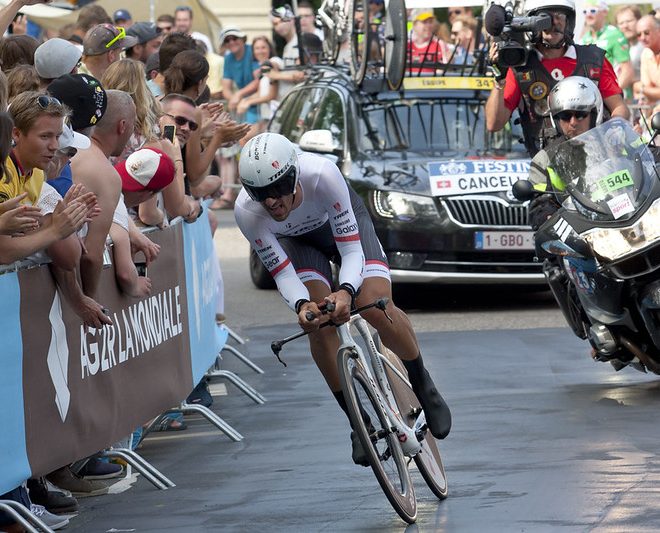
[485,1,552,68]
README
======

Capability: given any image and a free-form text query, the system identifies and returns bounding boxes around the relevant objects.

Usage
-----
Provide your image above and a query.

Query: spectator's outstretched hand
[51,200,88,237]
[213,114,251,145]
[75,295,113,328]
[130,231,160,266]
[0,194,41,235]
[64,183,99,223]
[133,276,153,298]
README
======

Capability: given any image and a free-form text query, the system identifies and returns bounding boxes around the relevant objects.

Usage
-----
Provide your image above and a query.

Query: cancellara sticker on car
[428,159,531,197]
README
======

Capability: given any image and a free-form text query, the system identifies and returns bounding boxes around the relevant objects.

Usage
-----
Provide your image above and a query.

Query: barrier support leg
[224,325,246,345]
[221,344,264,374]
[206,368,266,405]
[175,402,243,442]
[0,501,52,533]
[101,448,174,490]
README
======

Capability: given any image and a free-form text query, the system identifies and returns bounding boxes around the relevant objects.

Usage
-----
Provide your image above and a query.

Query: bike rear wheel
[374,334,449,500]
[338,347,417,523]
[348,0,370,85]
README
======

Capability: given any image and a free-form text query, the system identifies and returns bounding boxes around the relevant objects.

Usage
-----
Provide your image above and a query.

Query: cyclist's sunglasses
[165,113,198,131]
[554,110,590,121]
[105,26,126,49]
[37,95,62,109]
[243,167,297,202]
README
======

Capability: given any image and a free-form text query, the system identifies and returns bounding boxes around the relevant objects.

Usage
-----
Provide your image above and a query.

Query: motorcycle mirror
[512,179,537,202]
[652,112,660,132]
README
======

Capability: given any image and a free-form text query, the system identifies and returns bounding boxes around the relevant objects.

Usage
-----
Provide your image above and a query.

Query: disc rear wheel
[338,347,417,523]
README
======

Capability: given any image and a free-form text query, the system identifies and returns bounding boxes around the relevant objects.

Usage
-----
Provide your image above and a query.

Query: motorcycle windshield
[547,119,658,222]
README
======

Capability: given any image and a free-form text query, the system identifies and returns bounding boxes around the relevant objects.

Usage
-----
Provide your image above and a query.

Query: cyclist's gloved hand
[325,290,352,325]
[298,301,321,332]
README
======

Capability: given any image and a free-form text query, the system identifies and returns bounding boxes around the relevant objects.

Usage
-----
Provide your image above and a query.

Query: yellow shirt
[0,154,45,205]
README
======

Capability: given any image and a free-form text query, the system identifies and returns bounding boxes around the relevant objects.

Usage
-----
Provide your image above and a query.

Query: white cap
[34,38,82,80]
[59,120,91,151]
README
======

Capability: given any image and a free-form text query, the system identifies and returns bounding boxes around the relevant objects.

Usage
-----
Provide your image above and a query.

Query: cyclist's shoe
[350,431,370,467]
[404,356,452,439]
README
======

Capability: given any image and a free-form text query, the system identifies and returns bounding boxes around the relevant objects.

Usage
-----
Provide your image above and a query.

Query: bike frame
[337,315,423,457]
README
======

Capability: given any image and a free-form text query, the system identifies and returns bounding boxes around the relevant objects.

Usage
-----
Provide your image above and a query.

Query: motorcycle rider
[486,0,629,157]
[527,76,603,230]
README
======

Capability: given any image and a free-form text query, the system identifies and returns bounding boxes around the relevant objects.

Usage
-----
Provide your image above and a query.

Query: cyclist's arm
[234,203,309,311]
[315,158,365,295]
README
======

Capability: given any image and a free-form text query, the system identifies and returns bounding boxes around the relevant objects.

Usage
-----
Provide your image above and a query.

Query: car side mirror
[299,130,342,156]
[512,179,537,202]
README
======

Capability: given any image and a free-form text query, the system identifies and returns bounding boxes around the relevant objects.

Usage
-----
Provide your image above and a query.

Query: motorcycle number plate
[474,231,535,250]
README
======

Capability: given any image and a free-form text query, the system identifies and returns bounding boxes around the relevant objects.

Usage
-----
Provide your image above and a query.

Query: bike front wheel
[338,347,417,524]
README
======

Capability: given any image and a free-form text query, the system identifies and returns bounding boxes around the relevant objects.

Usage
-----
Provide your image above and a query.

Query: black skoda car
[250,67,545,288]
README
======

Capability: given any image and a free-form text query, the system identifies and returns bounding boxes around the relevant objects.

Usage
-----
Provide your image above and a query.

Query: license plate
[474,231,534,250]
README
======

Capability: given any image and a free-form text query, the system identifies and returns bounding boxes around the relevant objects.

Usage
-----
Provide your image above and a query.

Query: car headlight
[581,198,660,261]
[371,190,437,221]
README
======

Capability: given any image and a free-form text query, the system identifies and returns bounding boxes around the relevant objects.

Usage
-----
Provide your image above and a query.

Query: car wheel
[249,247,276,290]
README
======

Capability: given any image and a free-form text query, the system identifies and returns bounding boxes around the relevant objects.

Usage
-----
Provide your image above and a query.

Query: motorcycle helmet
[239,133,300,202]
[548,76,603,136]
[525,0,576,47]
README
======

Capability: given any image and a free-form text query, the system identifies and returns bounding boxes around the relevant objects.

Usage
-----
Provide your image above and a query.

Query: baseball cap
[59,119,91,151]
[113,9,132,23]
[413,9,436,22]
[271,5,294,20]
[34,38,82,80]
[126,22,161,45]
[115,148,176,192]
[47,74,107,131]
[220,26,247,44]
[83,23,138,56]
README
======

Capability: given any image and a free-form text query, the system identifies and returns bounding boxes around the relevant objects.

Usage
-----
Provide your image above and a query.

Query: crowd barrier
[0,211,224,495]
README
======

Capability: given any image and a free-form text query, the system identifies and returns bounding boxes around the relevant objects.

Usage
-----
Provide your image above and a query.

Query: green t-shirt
[581,25,630,66]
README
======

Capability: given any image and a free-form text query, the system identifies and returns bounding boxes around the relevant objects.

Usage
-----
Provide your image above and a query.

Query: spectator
[174,5,213,58]
[163,49,209,100]
[102,58,162,161]
[145,51,161,96]
[580,0,634,93]
[300,32,323,65]
[407,9,446,75]
[80,23,138,80]
[113,8,132,29]
[153,31,197,96]
[237,35,282,132]
[33,37,82,89]
[73,4,112,42]
[6,64,40,104]
[450,15,478,65]
[156,14,175,34]
[0,34,38,71]
[126,22,163,63]
[637,15,660,108]
[270,6,305,92]
[219,26,259,208]
[616,5,643,83]
[298,0,323,39]
[448,6,473,25]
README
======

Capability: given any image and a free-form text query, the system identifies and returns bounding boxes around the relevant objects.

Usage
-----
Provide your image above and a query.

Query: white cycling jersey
[235,152,365,310]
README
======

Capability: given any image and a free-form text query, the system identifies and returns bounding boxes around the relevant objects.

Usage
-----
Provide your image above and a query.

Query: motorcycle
[513,117,660,374]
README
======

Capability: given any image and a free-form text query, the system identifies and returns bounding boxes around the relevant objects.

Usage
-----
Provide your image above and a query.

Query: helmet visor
[243,166,297,202]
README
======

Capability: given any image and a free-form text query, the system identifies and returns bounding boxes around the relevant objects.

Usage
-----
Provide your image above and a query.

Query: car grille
[443,198,528,227]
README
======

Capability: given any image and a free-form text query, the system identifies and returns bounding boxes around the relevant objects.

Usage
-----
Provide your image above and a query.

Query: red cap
[115,148,175,192]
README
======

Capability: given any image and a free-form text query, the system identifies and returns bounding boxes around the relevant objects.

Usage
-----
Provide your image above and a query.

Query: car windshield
[548,119,658,222]
[358,98,525,157]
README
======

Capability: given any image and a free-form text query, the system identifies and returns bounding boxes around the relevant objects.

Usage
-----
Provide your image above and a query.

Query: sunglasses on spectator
[105,26,126,49]
[555,110,589,121]
[165,113,199,131]
[224,36,240,43]
[36,95,62,109]
[583,8,600,15]
[56,147,78,159]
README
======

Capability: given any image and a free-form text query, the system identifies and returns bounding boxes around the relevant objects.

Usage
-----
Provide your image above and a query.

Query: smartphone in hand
[163,125,176,143]
[135,262,148,277]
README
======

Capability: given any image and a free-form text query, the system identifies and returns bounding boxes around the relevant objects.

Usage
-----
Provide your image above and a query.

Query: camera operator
[485,0,629,157]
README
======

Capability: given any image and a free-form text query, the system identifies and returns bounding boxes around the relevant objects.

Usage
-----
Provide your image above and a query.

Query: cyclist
[234,133,451,465]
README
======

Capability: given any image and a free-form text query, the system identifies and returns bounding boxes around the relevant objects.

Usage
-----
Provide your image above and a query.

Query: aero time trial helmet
[548,76,603,135]
[239,133,300,202]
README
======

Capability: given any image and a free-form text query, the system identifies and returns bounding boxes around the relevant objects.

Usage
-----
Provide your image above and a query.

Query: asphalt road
[65,210,660,532]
